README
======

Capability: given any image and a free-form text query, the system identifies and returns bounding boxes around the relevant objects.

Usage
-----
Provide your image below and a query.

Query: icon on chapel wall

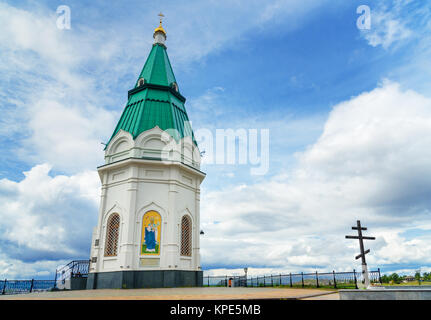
[141,211,161,255]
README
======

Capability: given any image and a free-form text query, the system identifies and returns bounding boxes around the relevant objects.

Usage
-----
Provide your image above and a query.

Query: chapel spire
[105,15,197,148]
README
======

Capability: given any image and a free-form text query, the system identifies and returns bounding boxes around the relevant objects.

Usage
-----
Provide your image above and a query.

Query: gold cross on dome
[158,12,165,24]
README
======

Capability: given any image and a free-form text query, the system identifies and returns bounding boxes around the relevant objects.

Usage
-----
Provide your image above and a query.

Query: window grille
[180,215,192,256]
[104,213,120,257]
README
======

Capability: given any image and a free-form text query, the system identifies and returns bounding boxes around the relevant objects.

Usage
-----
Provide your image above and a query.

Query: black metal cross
[345,220,375,265]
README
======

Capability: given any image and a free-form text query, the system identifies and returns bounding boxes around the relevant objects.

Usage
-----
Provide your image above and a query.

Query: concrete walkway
[0,287,339,300]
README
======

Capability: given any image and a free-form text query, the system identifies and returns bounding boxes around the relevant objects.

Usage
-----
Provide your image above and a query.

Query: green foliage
[380,272,431,284]
[381,273,402,284]
[423,272,431,281]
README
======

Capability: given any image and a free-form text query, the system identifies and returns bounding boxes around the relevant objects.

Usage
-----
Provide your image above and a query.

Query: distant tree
[381,273,407,284]
[415,271,421,285]
[390,273,401,284]
[381,275,390,283]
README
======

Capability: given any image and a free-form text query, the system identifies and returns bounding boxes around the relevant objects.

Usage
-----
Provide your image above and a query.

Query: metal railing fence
[203,269,382,289]
[55,260,90,279]
[53,259,90,289]
[0,279,56,295]
[0,260,90,295]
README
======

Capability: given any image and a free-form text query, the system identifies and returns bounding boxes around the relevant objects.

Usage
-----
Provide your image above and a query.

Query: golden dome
[154,21,166,36]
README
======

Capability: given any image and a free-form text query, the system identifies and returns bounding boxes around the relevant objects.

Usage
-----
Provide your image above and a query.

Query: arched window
[180,215,192,257]
[138,78,145,87]
[104,213,120,257]
[171,82,178,92]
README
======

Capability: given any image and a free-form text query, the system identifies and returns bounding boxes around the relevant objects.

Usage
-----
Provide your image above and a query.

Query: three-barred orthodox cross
[345,220,375,287]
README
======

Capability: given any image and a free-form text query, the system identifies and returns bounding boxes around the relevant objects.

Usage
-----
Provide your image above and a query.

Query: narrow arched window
[180,215,192,256]
[171,82,178,92]
[104,213,120,257]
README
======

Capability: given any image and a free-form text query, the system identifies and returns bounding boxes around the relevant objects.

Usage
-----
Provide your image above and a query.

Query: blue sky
[0,0,431,279]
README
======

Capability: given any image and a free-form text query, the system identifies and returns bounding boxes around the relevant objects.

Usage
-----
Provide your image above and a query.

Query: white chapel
[86,18,205,289]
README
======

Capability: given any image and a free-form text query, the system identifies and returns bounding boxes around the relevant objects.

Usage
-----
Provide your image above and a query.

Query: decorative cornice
[97,157,206,177]
[128,83,186,102]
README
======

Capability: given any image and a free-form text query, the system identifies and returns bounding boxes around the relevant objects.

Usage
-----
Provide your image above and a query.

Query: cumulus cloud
[0,164,100,278]
[0,2,120,174]
[201,81,431,272]
[19,97,117,173]
[0,253,70,279]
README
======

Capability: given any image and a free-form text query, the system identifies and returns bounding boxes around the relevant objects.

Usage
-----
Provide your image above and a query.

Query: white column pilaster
[166,173,179,268]
[122,166,138,270]
[94,171,108,273]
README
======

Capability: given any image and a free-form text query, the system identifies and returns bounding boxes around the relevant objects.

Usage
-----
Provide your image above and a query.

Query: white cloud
[364,10,412,49]
[19,96,116,173]
[0,253,70,279]
[0,163,100,277]
[200,81,431,272]
[0,2,121,173]
[360,1,430,50]
[0,1,331,175]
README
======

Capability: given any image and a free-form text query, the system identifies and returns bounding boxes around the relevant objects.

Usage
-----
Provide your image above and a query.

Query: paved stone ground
[0,287,339,300]
[301,292,340,300]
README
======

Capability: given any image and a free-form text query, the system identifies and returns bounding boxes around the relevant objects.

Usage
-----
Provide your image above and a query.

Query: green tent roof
[107,43,196,148]
[135,43,177,88]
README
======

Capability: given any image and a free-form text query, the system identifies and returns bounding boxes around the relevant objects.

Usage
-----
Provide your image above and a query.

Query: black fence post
[316,271,319,288]
[289,273,292,287]
[378,268,382,284]
[225,275,228,287]
[263,275,266,287]
[271,274,274,287]
[2,279,6,295]
[29,279,34,293]
[280,273,282,286]
[333,270,337,289]
[353,269,358,289]
[208,276,210,287]
[301,272,304,288]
